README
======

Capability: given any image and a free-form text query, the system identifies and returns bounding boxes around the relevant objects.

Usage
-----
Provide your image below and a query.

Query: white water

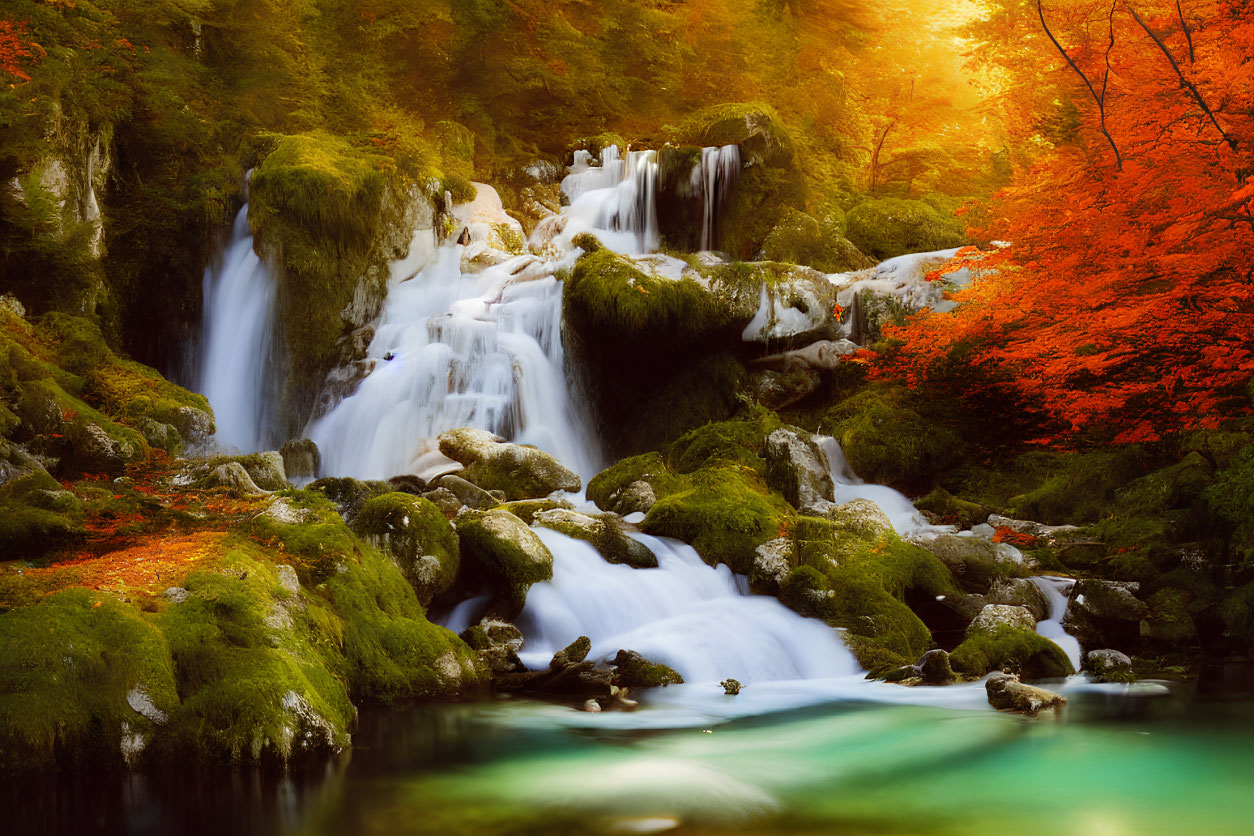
[815,436,930,535]
[198,202,276,452]
[696,145,741,250]
[558,146,660,254]
[515,529,862,685]
[1031,575,1083,673]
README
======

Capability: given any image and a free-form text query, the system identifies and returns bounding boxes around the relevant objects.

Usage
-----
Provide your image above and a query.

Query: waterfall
[1030,576,1083,673]
[561,146,660,254]
[695,144,741,251]
[515,529,862,684]
[815,436,930,534]
[198,202,277,452]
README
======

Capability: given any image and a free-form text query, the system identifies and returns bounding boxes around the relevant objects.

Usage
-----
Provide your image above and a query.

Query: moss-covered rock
[919,534,1022,594]
[455,509,554,613]
[307,476,391,522]
[822,386,964,494]
[760,207,875,273]
[612,649,683,688]
[533,508,657,569]
[588,452,687,513]
[0,455,86,558]
[437,427,581,500]
[844,197,966,261]
[950,624,1075,681]
[351,492,460,604]
[497,497,575,525]
[0,588,179,772]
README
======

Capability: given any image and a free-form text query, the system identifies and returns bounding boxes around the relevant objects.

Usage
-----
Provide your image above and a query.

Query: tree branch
[1175,0,1194,63]
[1128,3,1236,150]
[1037,0,1123,169]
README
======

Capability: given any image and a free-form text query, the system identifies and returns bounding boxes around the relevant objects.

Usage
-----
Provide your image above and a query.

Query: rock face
[1085,649,1136,683]
[764,427,834,515]
[740,266,842,347]
[438,427,581,500]
[986,672,1067,716]
[970,604,1038,634]
[68,422,133,478]
[1063,579,1149,651]
[533,508,657,568]
[456,509,554,614]
[280,438,320,481]
[749,537,795,594]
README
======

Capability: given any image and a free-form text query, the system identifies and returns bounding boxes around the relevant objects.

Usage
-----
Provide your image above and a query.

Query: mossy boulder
[210,452,288,492]
[919,534,1023,594]
[437,427,580,500]
[351,492,460,605]
[497,497,575,525]
[0,454,86,558]
[533,508,657,569]
[307,476,391,523]
[0,588,179,772]
[760,207,875,273]
[613,649,683,688]
[822,386,964,494]
[455,509,554,614]
[844,197,965,261]
[780,518,961,675]
[588,452,687,514]
[950,624,1074,681]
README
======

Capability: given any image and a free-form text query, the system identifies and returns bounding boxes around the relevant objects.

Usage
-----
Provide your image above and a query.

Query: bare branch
[1037,0,1123,168]
[1176,0,1195,63]
[1128,3,1236,150]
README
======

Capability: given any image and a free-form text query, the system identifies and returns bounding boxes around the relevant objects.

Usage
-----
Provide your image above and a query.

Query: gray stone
[1085,649,1135,683]
[438,427,580,499]
[435,474,500,511]
[750,537,795,594]
[764,427,834,514]
[533,508,657,569]
[204,462,268,497]
[986,672,1067,716]
[608,480,657,516]
[970,604,1037,635]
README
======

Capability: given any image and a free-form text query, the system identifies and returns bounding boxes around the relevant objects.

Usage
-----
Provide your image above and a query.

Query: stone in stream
[532,508,658,568]
[1062,579,1149,651]
[721,678,742,696]
[437,427,581,500]
[918,649,956,685]
[433,474,499,511]
[613,650,684,688]
[456,508,554,616]
[1084,649,1136,683]
[985,672,1067,717]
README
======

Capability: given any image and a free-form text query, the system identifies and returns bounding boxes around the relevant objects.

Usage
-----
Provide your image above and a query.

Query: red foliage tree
[873,0,1254,445]
[0,19,43,83]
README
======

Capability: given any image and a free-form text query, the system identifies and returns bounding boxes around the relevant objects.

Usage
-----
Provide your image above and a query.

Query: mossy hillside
[351,492,460,605]
[949,625,1075,681]
[157,546,354,764]
[843,196,966,261]
[0,588,179,773]
[781,517,962,674]
[0,457,87,559]
[821,385,964,495]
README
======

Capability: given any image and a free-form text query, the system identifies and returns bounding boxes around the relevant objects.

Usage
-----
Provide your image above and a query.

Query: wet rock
[918,534,1023,594]
[721,678,742,696]
[970,604,1037,634]
[986,514,1081,545]
[456,508,554,613]
[740,265,841,346]
[986,672,1067,716]
[496,636,615,703]
[884,664,922,683]
[1063,579,1149,651]
[460,619,525,674]
[1085,649,1135,683]
[434,474,500,511]
[919,649,956,685]
[552,635,591,667]
[280,438,320,481]
[613,650,684,688]
[386,474,427,494]
[204,462,268,497]
[307,476,389,522]
[68,422,130,477]
[607,480,657,516]
[533,508,657,568]
[422,486,464,517]
[764,427,834,515]
[749,537,795,594]
[438,427,581,500]
[497,497,575,525]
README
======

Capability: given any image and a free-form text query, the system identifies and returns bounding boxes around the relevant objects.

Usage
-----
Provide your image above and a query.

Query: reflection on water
[11,684,1254,836]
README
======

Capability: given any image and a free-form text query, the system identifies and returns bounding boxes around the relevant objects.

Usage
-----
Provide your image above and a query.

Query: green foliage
[1204,445,1254,565]
[844,197,966,260]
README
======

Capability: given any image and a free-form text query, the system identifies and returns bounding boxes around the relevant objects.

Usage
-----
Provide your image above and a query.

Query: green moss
[781,520,960,674]
[0,588,178,773]
[533,511,658,569]
[949,625,1075,681]
[1203,445,1254,566]
[613,650,683,688]
[587,452,688,511]
[455,509,554,608]
[760,207,873,272]
[844,197,966,261]
[307,476,391,521]
[667,409,779,476]
[822,386,964,494]
[351,492,459,604]
[208,452,289,491]
[157,543,353,763]
[670,102,794,168]
[642,465,790,575]
[497,499,571,525]
[321,548,484,704]
[914,487,989,528]
[246,489,361,586]
[0,462,86,559]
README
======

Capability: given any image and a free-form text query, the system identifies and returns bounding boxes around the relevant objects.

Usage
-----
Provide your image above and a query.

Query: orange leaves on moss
[23,532,227,597]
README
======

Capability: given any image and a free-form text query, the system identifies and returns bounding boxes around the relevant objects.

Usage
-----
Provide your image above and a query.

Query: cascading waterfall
[815,435,929,534]
[198,201,277,452]
[514,529,861,684]
[1030,576,1083,673]
[561,146,660,254]
[696,144,741,251]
